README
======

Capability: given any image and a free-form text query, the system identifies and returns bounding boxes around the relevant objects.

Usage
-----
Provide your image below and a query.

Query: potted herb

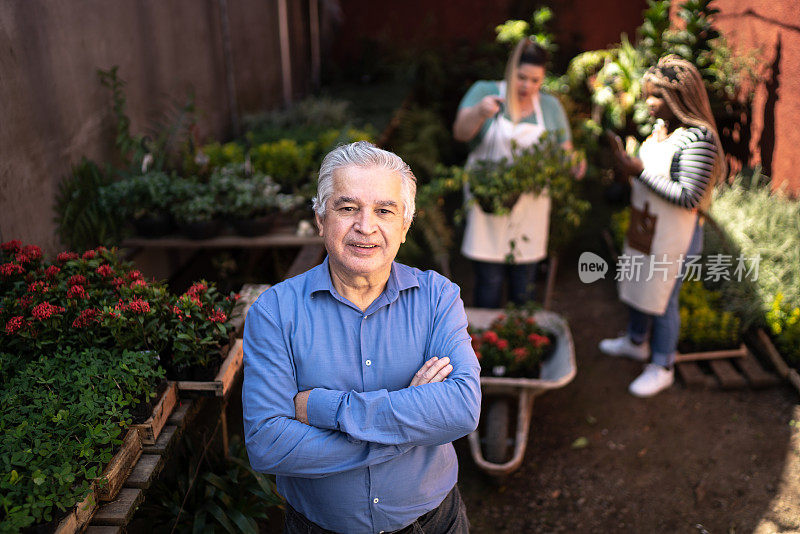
[211,164,282,236]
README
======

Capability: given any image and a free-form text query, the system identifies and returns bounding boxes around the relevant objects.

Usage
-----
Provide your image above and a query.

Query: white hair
[312,141,417,226]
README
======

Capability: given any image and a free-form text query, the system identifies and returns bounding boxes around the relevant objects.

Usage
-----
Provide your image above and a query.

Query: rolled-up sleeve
[242,292,409,478]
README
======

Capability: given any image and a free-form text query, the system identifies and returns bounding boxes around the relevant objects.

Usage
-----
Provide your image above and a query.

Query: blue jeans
[473,260,537,308]
[627,220,704,368]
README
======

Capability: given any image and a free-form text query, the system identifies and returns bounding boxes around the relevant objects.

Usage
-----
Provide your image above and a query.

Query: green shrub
[0,346,164,531]
[706,174,800,327]
[766,294,800,365]
[678,280,741,352]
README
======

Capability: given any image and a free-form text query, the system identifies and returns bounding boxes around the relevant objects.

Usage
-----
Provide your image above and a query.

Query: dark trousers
[473,260,538,309]
[284,485,469,534]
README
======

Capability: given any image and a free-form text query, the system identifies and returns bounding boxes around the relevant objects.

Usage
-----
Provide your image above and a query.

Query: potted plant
[211,164,282,236]
[469,308,556,378]
[101,171,176,237]
[170,178,224,239]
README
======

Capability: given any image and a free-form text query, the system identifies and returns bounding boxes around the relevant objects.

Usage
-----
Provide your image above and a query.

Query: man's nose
[354,210,376,233]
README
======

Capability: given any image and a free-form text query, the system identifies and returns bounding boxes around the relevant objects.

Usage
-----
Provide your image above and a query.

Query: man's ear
[401,222,411,244]
[315,213,324,236]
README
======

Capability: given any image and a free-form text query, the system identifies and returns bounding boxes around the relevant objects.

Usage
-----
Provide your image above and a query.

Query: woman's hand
[476,95,504,118]
[453,96,504,142]
[608,133,643,177]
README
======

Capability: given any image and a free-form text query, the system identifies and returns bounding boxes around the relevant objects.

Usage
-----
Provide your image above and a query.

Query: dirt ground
[454,245,800,534]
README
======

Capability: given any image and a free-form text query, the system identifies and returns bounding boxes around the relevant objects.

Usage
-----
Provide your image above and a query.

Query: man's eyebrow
[332,196,357,207]
[375,200,399,208]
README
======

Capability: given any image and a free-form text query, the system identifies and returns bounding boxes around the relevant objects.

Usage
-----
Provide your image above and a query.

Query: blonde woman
[453,38,581,308]
[600,55,726,397]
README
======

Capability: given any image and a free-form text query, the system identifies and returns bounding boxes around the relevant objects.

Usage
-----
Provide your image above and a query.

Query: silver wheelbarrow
[465,308,577,476]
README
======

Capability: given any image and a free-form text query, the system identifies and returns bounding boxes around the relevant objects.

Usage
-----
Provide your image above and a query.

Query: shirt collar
[307,257,420,306]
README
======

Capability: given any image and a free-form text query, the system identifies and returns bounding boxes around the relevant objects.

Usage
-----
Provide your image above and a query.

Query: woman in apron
[600,55,726,397]
[453,39,582,308]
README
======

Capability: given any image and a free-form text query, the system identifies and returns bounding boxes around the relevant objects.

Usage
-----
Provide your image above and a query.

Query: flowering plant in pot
[469,308,555,378]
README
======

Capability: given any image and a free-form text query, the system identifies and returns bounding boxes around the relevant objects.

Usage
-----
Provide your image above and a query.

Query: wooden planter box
[131,381,179,446]
[177,339,243,398]
[96,428,142,502]
[54,485,98,534]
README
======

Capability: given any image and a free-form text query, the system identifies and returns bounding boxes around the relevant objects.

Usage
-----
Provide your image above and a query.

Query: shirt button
[365,360,372,366]
[363,315,367,319]
[373,498,379,504]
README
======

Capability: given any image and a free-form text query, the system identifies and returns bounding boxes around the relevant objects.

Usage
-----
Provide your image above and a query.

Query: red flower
[1,262,25,277]
[126,298,151,314]
[172,305,185,321]
[111,277,125,288]
[512,347,528,362]
[95,264,114,277]
[1,240,22,253]
[496,339,509,350]
[18,294,34,309]
[526,317,536,325]
[82,250,96,260]
[72,308,99,328]
[528,333,550,348]
[4,316,25,334]
[95,246,108,253]
[28,281,50,293]
[208,309,227,323]
[45,265,61,279]
[186,282,208,298]
[67,285,87,299]
[31,302,65,321]
[21,245,42,261]
[127,270,144,281]
[130,279,147,290]
[69,274,88,286]
[57,252,79,263]
[483,330,499,345]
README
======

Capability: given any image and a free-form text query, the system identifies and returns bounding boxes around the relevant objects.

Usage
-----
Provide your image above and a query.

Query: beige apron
[461,82,551,263]
[618,128,698,315]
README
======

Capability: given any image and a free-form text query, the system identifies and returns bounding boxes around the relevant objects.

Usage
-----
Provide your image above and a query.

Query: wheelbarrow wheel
[484,399,510,463]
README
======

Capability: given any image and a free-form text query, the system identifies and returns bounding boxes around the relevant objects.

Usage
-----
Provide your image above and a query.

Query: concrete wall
[0,0,312,253]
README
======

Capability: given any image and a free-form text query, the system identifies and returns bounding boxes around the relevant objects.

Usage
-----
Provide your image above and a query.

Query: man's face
[316,164,410,281]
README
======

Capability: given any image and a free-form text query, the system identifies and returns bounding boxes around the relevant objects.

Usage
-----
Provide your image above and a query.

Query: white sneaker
[628,364,674,397]
[598,335,649,362]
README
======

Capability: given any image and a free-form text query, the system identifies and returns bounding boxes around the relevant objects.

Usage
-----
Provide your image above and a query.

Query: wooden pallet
[132,381,179,445]
[676,344,780,390]
[86,398,201,530]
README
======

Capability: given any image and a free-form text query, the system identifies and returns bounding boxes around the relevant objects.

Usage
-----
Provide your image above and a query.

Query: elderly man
[242,141,481,534]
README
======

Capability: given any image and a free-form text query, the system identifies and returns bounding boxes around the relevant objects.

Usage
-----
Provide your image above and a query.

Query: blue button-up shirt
[242,258,481,533]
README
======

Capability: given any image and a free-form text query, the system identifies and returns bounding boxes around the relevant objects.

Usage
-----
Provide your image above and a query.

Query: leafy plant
[469,308,555,378]
[141,434,282,533]
[495,7,556,55]
[170,180,219,225]
[766,294,800,365]
[54,158,121,251]
[97,66,196,174]
[100,170,177,221]
[678,280,741,352]
[705,173,800,327]
[0,346,163,531]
